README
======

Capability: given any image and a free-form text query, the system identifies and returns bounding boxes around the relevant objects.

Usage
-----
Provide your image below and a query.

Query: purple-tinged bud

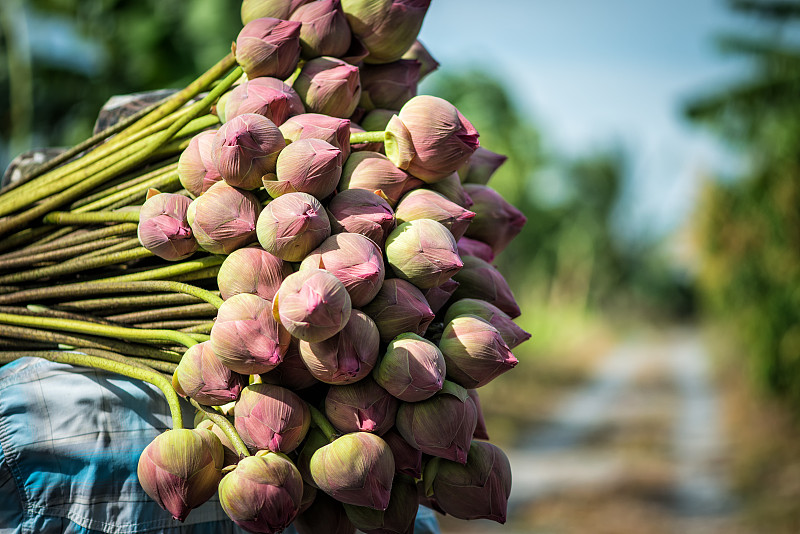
[298,309,380,384]
[423,278,459,314]
[452,255,521,318]
[235,18,302,80]
[325,377,398,435]
[172,341,247,406]
[263,138,341,199]
[349,123,385,153]
[427,172,474,209]
[217,245,292,301]
[234,384,311,453]
[463,184,526,254]
[310,432,395,509]
[290,0,352,58]
[212,113,285,190]
[241,0,311,24]
[401,40,438,80]
[340,0,431,64]
[385,95,480,182]
[187,181,261,254]
[281,113,351,164]
[458,147,508,185]
[274,268,352,342]
[137,192,197,261]
[360,109,396,133]
[343,474,418,534]
[211,293,291,374]
[299,482,317,514]
[438,315,518,389]
[177,131,222,197]
[395,189,476,240]
[137,429,224,521]
[431,441,511,523]
[362,278,435,343]
[359,60,420,111]
[444,298,531,349]
[218,452,304,533]
[385,219,463,289]
[296,428,329,487]
[467,389,490,440]
[457,236,494,263]
[300,232,385,306]
[257,192,331,261]
[327,189,395,246]
[294,57,362,118]
[225,78,304,126]
[382,428,421,478]
[196,419,241,467]
[261,339,319,390]
[295,492,356,534]
[340,151,423,206]
[395,381,477,464]
[374,333,445,402]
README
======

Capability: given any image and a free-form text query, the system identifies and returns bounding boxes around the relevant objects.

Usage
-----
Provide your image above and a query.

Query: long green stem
[75,170,179,213]
[76,238,141,261]
[0,224,138,260]
[0,237,128,270]
[58,292,205,312]
[95,255,224,283]
[190,399,251,458]
[349,131,385,145]
[307,404,338,442]
[135,320,211,330]
[43,211,140,225]
[0,247,153,285]
[71,162,178,210]
[106,302,217,323]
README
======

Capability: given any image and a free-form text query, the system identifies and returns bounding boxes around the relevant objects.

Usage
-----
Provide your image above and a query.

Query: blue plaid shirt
[0,357,440,534]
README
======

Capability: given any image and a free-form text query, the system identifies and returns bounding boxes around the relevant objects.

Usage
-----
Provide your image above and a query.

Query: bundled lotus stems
[0,0,530,532]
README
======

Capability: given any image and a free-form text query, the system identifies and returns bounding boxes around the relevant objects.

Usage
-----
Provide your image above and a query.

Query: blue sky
[417,0,753,240]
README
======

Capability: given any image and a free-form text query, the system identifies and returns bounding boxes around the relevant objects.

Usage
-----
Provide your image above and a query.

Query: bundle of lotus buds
[0,0,529,532]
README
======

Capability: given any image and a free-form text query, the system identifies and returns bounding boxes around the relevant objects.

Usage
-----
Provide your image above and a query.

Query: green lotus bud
[137,429,224,521]
[452,255,521,318]
[340,0,430,64]
[224,77,304,126]
[218,452,304,533]
[296,427,330,487]
[327,188,396,246]
[343,474,418,534]
[261,339,319,390]
[262,138,341,199]
[274,268,352,342]
[211,293,291,375]
[234,384,311,453]
[235,17,302,79]
[444,298,531,349]
[373,332,445,402]
[294,57,362,119]
[423,278,458,314]
[187,180,261,254]
[280,113,351,164]
[395,189,476,240]
[195,418,241,467]
[401,40,439,80]
[295,492,356,534]
[385,219,463,289]
[359,60,420,111]
[382,428,421,478]
[340,151,422,206]
[217,245,293,301]
[172,340,247,406]
[212,112,285,190]
[137,192,198,261]
[324,376,398,435]
[310,432,395,509]
[241,0,311,24]
[426,172,474,210]
[177,130,222,197]
[362,278,434,343]
[289,0,352,58]
[256,192,331,261]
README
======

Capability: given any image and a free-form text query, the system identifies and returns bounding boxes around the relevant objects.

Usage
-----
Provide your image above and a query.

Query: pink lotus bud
[234,384,311,453]
[187,181,261,254]
[137,429,224,521]
[212,112,285,190]
[395,380,477,463]
[310,432,394,509]
[195,418,241,467]
[340,0,431,64]
[457,236,494,263]
[452,255,521,318]
[427,172,474,209]
[274,268,352,342]
[340,151,423,206]
[327,189,396,246]
[235,18,302,80]
[300,232,385,306]
[467,389,490,440]
[263,138,341,199]
[217,245,292,301]
[325,376,398,435]
[218,452,304,533]
[359,60,420,111]
[137,192,198,261]
[211,293,291,374]
[172,341,247,406]
[385,95,480,182]
[298,309,380,384]
[290,0,352,58]
[224,78,304,126]
[261,339,319,390]
[401,40,439,80]
[463,184,526,254]
[294,57,362,118]
[295,492,356,534]
[438,315,518,389]
[256,192,331,261]
[362,278,434,343]
[444,298,531,349]
[343,474,418,534]
[348,122,384,153]
[385,219,463,289]
[430,441,511,523]
[458,147,508,185]
[423,278,459,314]
[177,131,222,197]
[280,113,351,164]
[374,332,445,402]
[241,0,311,24]
[395,189,476,240]
[382,428,421,478]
